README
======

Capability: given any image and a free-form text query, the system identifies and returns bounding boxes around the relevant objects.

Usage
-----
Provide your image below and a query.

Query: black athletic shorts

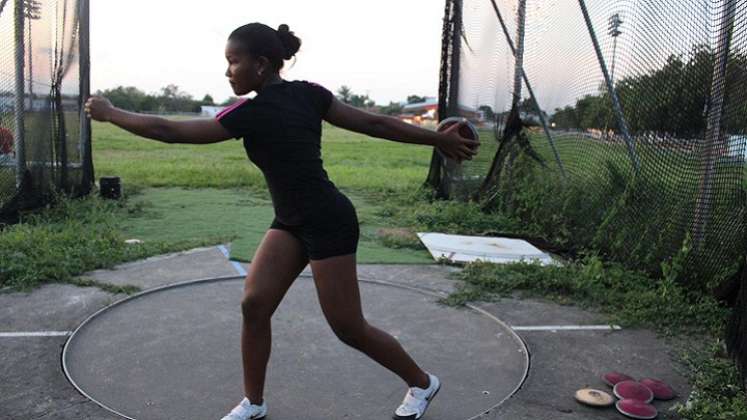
[269,190,359,260]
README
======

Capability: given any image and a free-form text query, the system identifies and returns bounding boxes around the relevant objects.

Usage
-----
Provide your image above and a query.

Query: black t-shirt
[216,80,338,225]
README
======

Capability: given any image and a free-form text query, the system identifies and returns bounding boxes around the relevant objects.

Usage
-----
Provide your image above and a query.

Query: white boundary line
[0,331,71,337]
[216,245,248,277]
[512,325,622,331]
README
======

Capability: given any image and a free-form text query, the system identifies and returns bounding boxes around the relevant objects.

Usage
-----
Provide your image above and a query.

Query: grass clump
[440,256,728,336]
[0,190,229,291]
[672,341,747,419]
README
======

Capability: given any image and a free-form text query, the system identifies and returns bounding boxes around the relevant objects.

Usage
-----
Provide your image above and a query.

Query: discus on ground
[639,378,675,400]
[613,380,654,403]
[616,398,658,419]
[574,388,614,407]
[602,371,634,387]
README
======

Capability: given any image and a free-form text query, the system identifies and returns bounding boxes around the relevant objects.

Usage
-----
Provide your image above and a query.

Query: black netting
[0,0,92,225]
[428,0,747,375]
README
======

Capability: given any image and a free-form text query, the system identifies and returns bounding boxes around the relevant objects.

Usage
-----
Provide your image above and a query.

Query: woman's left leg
[309,253,430,389]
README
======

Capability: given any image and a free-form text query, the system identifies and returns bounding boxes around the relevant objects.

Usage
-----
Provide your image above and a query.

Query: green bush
[0,191,220,291]
[487,149,745,293]
[673,341,747,420]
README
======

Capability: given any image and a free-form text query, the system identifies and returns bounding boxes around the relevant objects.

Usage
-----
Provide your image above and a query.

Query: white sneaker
[220,397,267,420]
[393,372,441,420]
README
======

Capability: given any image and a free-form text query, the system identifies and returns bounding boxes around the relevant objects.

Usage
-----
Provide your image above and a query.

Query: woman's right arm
[85,96,234,144]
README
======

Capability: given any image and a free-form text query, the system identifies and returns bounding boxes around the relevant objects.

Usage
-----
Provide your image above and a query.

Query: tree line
[549,45,747,137]
[94,85,222,114]
[97,83,433,115]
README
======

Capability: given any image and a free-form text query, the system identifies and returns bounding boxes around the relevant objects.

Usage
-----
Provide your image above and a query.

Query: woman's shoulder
[215,97,253,120]
[290,80,330,90]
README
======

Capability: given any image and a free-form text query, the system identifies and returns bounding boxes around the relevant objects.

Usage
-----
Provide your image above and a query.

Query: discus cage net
[426,0,747,376]
[0,0,92,226]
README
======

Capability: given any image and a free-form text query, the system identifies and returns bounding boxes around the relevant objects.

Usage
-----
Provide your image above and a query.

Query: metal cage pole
[693,0,737,248]
[14,0,27,187]
[577,0,641,173]
[512,0,526,107]
[446,0,462,118]
[425,0,464,198]
[488,0,565,177]
[425,0,455,194]
[78,0,93,193]
[439,0,464,199]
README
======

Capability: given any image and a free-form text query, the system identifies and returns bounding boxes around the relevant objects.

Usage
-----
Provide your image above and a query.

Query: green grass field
[93,120,433,194]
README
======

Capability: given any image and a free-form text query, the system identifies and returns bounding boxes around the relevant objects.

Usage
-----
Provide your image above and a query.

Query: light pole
[608,13,623,85]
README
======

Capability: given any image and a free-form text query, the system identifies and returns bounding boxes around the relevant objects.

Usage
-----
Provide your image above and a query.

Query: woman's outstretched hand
[436,121,480,163]
[84,96,115,122]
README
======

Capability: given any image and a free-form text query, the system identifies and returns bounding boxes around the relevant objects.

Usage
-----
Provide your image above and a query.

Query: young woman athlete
[85,22,479,420]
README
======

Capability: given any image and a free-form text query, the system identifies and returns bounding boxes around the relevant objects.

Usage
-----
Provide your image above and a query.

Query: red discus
[639,378,675,400]
[613,380,654,403]
[616,399,658,419]
[602,371,634,387]
[436,117,480,151]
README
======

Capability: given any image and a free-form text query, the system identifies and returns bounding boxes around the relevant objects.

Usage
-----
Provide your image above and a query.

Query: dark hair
[228,23,301,72]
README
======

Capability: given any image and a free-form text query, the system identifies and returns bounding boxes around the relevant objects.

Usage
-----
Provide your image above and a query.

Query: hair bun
[275,23,300,60]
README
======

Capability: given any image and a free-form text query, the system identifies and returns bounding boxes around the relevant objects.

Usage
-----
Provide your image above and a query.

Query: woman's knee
[241,292,273,322]
[330,319,368,348]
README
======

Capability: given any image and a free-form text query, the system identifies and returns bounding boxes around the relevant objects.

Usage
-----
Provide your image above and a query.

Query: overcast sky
[2,0,724,112]
[90,0,444,105]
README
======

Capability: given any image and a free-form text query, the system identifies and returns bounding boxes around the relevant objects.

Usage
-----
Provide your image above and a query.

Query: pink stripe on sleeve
[215,98,250,120]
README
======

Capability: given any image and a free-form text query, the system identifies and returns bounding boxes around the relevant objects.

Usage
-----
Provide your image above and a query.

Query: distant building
[200,106,225,117]
[398,97,485,126]
[0,96,77,111]
[402,97,438,119]
[398,98,437,126]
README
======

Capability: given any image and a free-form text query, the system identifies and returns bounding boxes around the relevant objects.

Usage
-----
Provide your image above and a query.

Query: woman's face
[224,39,265,95]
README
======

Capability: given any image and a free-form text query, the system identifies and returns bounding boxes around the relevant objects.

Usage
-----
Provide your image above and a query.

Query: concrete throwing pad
[417,232,555,265]
[63,275,528,420]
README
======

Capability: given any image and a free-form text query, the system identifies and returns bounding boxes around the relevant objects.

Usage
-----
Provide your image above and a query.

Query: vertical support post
[78,0,93,193]
[446,0,462,117]
[578,0,640,173]
[14,0,27,187]
[512,0,526,107]
[489,0,566,177]
[441,0,464,197]
[693,0,736,247]
[425,0,455,193]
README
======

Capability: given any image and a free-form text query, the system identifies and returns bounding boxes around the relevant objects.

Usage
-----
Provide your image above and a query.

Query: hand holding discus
[84,96,115,122]
[435,117,480,163]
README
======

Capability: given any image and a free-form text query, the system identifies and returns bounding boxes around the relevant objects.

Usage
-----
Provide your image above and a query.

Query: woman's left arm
[324,97,479,162]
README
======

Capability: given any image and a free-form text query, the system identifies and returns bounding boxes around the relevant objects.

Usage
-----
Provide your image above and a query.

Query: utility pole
[608,13,623,85]
[512,0,526,108]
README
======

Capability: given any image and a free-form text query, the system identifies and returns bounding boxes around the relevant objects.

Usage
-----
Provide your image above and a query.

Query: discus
[602,371,633,387]
[616,399,658,419]
[639,378,675,400]
[613,380,654,403]
[574,388,614,407]
[436,117,480,157]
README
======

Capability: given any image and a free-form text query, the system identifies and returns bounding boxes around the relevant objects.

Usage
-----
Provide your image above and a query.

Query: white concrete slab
[416,232,556,265]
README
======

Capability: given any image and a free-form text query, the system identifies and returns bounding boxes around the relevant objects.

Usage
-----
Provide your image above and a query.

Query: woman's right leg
[241,228,308,404]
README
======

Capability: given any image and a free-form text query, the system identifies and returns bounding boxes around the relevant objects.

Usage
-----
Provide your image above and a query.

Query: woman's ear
[256,56,271,76]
